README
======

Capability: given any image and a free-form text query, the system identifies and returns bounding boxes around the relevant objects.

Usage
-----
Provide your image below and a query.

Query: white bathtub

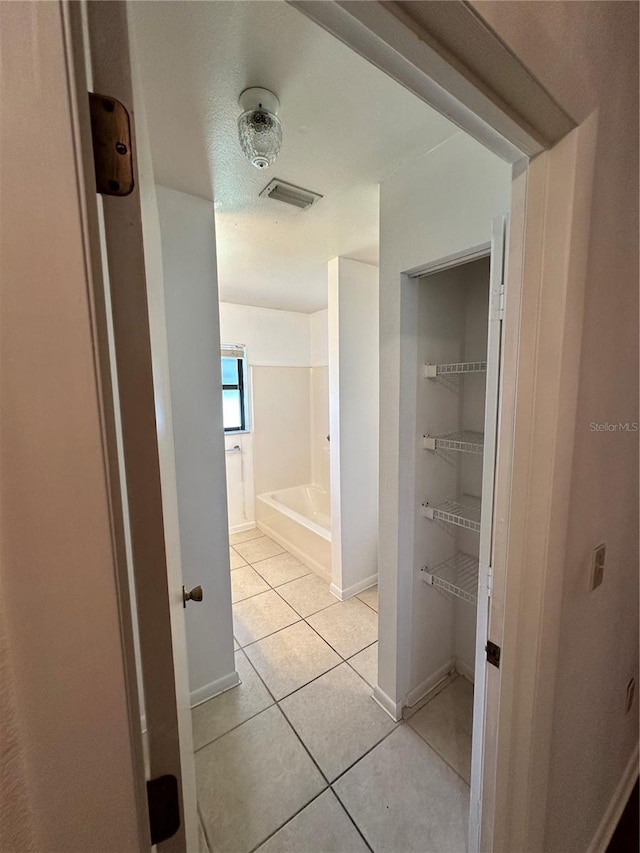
[256,484,332,579]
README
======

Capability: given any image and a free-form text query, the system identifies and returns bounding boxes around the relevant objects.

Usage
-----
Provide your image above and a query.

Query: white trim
[587,743,639,853]
[406,241,491,279]
[289,1,534,162]
[372,685,404,722]
[329,573,378,601]
[256,521,332,583]
[469,215,507,853]
[405,659,456,708]
[455,657,475,684]
[229,521,256,535]
[190,670,240,709]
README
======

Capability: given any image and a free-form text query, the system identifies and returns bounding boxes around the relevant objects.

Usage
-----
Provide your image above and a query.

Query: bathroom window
[221,345,249,432]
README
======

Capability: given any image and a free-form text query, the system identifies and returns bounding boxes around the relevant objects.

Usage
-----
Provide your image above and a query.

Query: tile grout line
[329,786,375,853]
[233,615,304,650]
[356,597,379,615]
[207,541,385,851]
[199,639,334,851]
[329,721,402,787]
[234,575,342,616]
[241,646,331,786]
[406,718,472,788]
[227,575,386,853]
[197,802,213,853]
[271,581,377,664]
[234,557,380,693]
[251,569,397,845]
[245,788,329,853]
[234,544,287,563]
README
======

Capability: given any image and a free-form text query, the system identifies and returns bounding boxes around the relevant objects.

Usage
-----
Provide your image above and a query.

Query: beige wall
[473,2,639,849]
[0,3,141,851]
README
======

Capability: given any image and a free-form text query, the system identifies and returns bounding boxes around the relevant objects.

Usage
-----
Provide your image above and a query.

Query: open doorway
[127,0,510,849]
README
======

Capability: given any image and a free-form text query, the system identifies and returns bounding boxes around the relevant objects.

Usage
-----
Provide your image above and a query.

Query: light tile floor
[196,532,472,853]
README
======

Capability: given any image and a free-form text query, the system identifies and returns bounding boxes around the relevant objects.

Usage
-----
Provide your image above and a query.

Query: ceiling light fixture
[237,87,282,170]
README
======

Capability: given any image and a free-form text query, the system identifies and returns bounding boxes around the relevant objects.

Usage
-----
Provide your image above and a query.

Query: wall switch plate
[625,678,635,714]
[591,543,606,590]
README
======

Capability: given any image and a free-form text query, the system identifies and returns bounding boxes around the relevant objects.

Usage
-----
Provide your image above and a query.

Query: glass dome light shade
[237,109,282,169]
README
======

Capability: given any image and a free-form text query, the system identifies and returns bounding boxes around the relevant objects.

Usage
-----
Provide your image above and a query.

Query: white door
[469,215,507,853]
[67,2,197,850]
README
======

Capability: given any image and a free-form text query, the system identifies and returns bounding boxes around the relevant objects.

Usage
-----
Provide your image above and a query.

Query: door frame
[388,231,502,853]
[62,2,197,850]
[62,1,597,851]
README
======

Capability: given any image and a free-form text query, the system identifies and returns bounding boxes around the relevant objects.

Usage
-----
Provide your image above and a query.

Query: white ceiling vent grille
[259,179,322,210]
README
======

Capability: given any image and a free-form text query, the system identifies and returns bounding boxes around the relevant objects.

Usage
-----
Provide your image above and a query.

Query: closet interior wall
[410,257,490,698]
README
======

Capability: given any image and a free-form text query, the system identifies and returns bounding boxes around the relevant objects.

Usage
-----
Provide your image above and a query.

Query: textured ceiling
[130,0,458,312]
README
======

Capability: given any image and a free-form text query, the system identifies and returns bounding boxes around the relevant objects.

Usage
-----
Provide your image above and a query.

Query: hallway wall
[376,132,511,711]
[328,258,379,599]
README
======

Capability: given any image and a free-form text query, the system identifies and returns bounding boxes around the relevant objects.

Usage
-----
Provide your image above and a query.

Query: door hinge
[491,283,505,321]
[487,565,493,596]
[147,774,180,845]
[486,640,501,669]
[88,93,134,196]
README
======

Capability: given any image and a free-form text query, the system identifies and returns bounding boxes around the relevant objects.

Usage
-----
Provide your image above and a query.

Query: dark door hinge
[486,640,501,668]
[147,774,180,845]
[88,92,134,196]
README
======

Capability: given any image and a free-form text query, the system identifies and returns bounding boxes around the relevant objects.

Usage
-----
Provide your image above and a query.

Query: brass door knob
[183,585,203,608]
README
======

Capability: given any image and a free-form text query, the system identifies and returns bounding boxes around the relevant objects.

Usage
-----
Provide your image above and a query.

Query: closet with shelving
[408,249,499,785]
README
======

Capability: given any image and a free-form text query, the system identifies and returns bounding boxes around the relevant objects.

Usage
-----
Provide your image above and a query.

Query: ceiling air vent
[259,178,322,210]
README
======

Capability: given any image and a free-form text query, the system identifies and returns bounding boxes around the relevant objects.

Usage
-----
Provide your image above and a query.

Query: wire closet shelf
[421,496,482,532]
[423,361,487,378]
[423,430,484,454]
[422,552,479,605]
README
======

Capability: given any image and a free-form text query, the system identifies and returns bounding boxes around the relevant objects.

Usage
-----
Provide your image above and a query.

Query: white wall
[376,132,511,711]
[0,3,140,849]
[219,303,310,366]
[219,304,330,530]
[472,4,639,849]
[310,366,330,493]
[310,310,330,494]
[328,258,379,598]
[252,367,312,496]
[310,308,329,367]
[156,186,236,705]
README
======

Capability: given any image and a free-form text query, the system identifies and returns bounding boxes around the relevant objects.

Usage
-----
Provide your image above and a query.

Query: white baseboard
[406,659,456,708]
[256,521,331,582]
[455,656,475,684]
[587,741,639,853]
[190,670,240,709]
[372,685,404,722]
[330,573,378,601]
[229,521,256,535]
